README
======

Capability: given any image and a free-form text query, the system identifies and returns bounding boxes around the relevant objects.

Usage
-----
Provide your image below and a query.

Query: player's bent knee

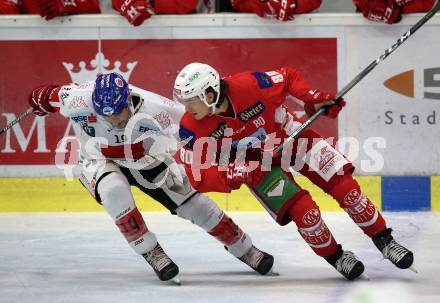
[98,172,136,219]
[175,193,223,231]
[328,174,361,208]
[287,193,320,227]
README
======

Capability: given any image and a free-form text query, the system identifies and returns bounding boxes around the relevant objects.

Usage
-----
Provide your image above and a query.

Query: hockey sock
[287,194,337,257]
[329,175,386,237]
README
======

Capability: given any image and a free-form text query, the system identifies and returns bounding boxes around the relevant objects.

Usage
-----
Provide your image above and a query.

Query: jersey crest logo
[153,111,171,129]
[237,100,266,122]
[251,72,273,89]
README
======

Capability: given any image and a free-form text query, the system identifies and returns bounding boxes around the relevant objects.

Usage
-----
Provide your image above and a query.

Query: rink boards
[1,14,440,213]
[0,176,438,212]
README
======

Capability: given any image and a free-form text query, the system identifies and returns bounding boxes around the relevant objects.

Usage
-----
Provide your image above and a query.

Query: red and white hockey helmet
[173,63,220,111]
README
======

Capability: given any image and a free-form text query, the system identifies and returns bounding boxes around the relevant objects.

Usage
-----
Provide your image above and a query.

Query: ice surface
[0,212,438,303]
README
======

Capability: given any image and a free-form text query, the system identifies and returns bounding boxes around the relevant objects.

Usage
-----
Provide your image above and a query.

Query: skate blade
[265,262,280,276]
[165,275,181,286]
[265,268,280,276]
[408,265,418,274]
[360,273,370,281]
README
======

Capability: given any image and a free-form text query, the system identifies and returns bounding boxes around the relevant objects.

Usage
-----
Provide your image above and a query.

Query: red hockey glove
[353,0,402,24]
[113,0,155,26]
[28,85,59,116]
[303,91,346,119]
[259,0,297,21]
[268,0,297,21]
[0,0,19,14]
[304,100,346,119]
[225,162,266,190]
[36,0,100,21]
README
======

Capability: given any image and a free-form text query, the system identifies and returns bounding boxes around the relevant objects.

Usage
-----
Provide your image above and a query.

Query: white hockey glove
[274,105,302,136]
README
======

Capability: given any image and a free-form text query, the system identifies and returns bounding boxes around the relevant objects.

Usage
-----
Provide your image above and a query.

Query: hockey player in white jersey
[27,72,274,283]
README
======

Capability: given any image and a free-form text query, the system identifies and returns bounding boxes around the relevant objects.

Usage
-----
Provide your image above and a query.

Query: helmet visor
[173,88,201,105]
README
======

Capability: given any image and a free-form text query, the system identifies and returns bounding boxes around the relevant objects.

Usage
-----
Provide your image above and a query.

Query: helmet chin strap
[208,104,216,116]
[202,93,220,116]
[128,102,135,114]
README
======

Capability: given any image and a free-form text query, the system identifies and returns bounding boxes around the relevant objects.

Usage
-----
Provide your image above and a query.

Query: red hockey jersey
[179,67,327,193]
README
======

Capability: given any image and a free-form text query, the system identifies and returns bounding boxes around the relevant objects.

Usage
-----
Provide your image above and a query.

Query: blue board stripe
[381,176,431,211]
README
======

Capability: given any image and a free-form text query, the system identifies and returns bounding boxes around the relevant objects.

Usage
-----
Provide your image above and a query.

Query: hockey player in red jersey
[353,0,435,24]
[231,0,322,21]
[112,0,215,26]
[26,72,274,283]
[174,63,415,280]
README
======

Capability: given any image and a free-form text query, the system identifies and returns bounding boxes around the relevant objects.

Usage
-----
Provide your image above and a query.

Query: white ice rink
[0,212,439,303]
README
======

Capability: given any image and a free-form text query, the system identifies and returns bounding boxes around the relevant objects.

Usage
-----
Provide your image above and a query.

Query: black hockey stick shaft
[0,107,34,136]
[275,0,440,154]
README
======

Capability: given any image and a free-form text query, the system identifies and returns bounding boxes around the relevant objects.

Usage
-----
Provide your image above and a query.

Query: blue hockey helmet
[92,72,129,116]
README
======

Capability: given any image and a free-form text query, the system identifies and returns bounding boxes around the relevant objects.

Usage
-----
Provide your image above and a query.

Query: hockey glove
[0,0,20,14]
[113,0,156,26]
[353,0,402,24]
[28,85,59,116]
[225,162,266,190]
[274,105,302,136]
[303,91,346,119]
[258,0,297,21]
[36,0,100,21]
[270,0,297,21]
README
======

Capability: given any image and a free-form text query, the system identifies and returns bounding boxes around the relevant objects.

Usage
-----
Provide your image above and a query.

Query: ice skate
[372,228,415,270]
[142,243,180,283]
[325,244,365,280]
[237,245,275,275]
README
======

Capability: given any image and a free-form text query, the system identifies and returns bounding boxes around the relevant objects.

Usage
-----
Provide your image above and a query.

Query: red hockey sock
[287,194,337,257]
[329,175,386,237]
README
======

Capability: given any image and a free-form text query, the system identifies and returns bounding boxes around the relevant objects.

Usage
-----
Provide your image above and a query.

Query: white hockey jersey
[53,82,184,169]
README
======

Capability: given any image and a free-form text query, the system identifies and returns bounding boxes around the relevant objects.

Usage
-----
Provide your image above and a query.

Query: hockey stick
[275,0,440,153]
[0,107,34,136]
